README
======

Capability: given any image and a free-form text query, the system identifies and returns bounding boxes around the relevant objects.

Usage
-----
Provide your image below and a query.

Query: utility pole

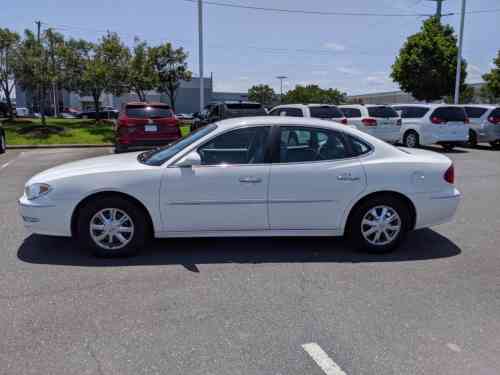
[198,0,204,112]
[36,20,41,41]
[276,76,287,103]
[454,0,466,104]
[427,0,445,21]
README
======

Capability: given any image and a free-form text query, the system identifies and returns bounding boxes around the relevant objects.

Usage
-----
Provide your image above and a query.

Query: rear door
[268,126,366,230]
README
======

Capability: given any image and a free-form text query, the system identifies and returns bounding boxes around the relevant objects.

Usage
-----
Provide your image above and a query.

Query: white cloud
[467,64,484,83]
[337,66,361,75]
[490,62,496,69]
[322,42,346,51]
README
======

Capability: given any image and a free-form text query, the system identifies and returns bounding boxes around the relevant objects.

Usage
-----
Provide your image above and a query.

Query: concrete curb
[7,144,113,149]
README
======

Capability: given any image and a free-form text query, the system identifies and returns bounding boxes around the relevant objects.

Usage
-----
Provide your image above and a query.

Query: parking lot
[1,145,500,375]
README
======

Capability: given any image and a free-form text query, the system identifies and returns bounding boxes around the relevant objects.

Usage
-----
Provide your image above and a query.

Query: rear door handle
[239,176,262,183]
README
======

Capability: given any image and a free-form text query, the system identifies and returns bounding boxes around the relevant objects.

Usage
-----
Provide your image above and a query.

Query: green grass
[2,118,115,145]
[2,118,191,145]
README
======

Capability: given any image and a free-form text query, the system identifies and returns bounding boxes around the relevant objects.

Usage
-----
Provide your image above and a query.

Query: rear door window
[340,108,362,118]
[126,105,173,118]
[431,106,467,122]
[464,107,488,118]
[309,106,344,119]
[367,106,398,118]
[393,106,429,118]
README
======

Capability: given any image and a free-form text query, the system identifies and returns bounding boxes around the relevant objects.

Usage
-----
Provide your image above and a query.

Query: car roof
[125,101,171,107]
[391,103,466,108]
[462,104,498,109]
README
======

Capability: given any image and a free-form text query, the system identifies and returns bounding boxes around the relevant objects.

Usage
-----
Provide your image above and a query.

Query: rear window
[431,106,467,122]
[226,103,263,110]
[340,108,362,118]
[464,107,488,118]
[394,106,429,119]
[309,106,344,119]
[126,105,173,118]
[367,106,398,118]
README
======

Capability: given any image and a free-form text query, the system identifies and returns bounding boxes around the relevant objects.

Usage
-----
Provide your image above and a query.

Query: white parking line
[0,152,24,171]
[302,343,347,375]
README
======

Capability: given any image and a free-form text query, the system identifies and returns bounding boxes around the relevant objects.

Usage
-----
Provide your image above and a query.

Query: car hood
[28,151,148,184]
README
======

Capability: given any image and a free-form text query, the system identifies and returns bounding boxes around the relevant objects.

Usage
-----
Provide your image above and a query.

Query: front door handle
[239,176,262,183]
[337,173,360,182]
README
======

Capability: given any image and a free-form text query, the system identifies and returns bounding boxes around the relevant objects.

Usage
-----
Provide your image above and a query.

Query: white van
[392,104,469,150]
[464,105,500,149]
[338,105,401,143]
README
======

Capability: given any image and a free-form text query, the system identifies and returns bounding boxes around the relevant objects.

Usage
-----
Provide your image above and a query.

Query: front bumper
[18,195,72,237]
[413,188,461,229]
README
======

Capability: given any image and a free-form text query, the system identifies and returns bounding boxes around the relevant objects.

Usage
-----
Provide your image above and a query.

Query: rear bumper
[421,129,469,145]
[116,136,181,148]
[412,188,461,229]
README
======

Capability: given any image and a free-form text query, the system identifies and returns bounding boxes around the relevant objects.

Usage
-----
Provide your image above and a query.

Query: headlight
[25,183,52,200]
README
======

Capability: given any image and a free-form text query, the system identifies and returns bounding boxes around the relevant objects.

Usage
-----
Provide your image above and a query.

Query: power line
[182,0,434,17]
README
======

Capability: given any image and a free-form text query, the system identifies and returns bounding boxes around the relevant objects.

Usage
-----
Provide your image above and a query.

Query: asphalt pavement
[1,145,499,375]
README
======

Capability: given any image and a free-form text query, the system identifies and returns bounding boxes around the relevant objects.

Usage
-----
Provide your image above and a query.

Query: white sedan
[19,117,461,257]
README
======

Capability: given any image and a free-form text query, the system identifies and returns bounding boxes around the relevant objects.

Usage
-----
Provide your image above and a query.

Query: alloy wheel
[89,208,135,250]
[361,205,402,246]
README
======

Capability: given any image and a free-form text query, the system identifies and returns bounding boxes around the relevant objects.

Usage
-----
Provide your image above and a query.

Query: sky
[2,0,500,95]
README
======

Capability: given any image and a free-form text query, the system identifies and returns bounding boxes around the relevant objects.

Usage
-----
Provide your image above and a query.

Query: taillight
[464,117,470,124]
[488,116,500,125]
[340,118,348,125]
[361,117,377,126]
[431,116,445,124]
[397,118,402,126]
[444,164,455,184]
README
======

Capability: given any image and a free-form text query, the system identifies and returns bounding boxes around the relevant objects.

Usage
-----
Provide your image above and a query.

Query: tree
[283,84,346,104]
[62,33,129,120]
[126,39,156,102]
[248,84,275,105]
[391,17,467,102]
[0,28,20,118]
[480,50,500,103]
[445,83,475,104]
[151,43,192,111]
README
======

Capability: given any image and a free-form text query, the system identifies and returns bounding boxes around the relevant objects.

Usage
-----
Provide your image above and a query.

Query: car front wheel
[77,196,150,257]
[403,130,419,148]
[0,132,5,154]
[348,196,410,253]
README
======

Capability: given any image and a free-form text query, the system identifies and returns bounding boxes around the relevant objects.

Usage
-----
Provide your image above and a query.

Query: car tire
[115,144,128,154]
[468,130,478,147]
[442,143,455,151]
[77,196,150,257]
[0,132,5,154]
[490,141,500,149]
[403,130,419,148]
[347,195,410,254]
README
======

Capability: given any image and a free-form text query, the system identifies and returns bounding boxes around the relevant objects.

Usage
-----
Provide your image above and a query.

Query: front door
[161,126,271,232]
[268,126,366,230]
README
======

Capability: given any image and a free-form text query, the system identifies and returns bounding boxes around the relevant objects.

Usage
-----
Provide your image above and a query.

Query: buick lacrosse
[19,117,461,257]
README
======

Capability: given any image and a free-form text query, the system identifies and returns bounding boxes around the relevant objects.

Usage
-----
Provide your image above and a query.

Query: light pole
[198,0,204,112]
[276,76,287,103]
[454,0,466,104]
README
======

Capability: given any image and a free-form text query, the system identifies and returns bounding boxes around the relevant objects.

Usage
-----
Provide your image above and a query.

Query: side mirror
[176,151,201,168]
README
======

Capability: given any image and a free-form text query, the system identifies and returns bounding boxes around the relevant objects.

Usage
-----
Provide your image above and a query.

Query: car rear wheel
[403,130,419,148]
[490,140,500,149]
[468,130,478,147]
[0,132,5,154]
[348,196,410,253]
[442,143,455,151]
[115,144,128,153]
[77,197,149,257]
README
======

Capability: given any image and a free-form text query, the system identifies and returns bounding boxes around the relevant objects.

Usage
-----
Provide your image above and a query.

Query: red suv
[115,102,181,153]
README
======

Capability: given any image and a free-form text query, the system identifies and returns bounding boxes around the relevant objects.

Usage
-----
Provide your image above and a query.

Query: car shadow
[420,145,469,154]
[469,144,499,151]
[18,229,461,271]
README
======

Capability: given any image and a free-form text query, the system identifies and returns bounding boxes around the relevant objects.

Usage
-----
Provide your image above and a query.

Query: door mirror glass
[176,151,201,168]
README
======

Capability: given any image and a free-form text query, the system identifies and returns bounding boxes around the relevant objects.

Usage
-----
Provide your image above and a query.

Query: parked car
[15,107,30,117]
[463,105,500,149]
[19,116,460,257]
[0,123,6,154]
[392,104,469,150]
[268,104,348,124]
[76,108,119,119]
[338,105,401,143]
[191,101,267,131]
[115,102,181,153]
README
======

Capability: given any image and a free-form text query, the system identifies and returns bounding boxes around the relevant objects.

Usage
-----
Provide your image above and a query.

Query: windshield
[126,105,173,118]
[138,124,217,166]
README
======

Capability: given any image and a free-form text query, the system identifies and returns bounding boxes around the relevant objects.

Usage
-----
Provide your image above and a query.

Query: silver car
[464,105,500,148]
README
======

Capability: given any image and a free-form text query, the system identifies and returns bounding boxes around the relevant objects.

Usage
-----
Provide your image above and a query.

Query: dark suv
[192,101,267,131]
